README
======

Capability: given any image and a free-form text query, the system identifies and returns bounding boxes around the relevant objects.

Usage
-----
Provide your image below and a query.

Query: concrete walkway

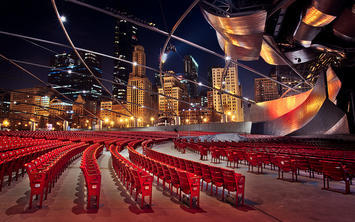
[151,142,355,222]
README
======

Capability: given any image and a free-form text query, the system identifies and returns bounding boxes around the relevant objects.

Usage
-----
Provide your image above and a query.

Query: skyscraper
[113,19,138,101]
[48,52,103,102]
[127,46,152,126]
[183,55,199,98]
[254,72,279,102]
[212,65,243,122]
[158,74,187,120]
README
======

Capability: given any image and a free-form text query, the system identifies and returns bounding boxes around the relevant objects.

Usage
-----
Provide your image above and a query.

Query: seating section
[0,140,70,191]
[25,142,88,208]
[110,140,153,208]
[80,143,104,209]
[0,136,50,151]
[143,143,245,207]
[174,138,355,193]
[128,139,201,208]
[1,130,353,212]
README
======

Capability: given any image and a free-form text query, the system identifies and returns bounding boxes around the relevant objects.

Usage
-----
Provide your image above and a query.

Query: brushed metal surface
[202,8,266,61]
[260,36,286,65]
[250,66,342,135]
[302,6,336,27]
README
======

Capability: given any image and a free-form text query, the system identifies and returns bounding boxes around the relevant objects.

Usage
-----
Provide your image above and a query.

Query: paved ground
[0,149,276,222]
[152,142,355,222]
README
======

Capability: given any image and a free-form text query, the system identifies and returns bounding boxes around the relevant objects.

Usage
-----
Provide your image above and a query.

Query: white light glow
[161,53,168,63]
[60,16,67,23]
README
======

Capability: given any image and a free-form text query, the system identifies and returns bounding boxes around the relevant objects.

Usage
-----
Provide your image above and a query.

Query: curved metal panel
[333,7,355,42]
[250,66,343,135]
[217,32,261,61]
[302,6,336,27]
[326,66,342,103]
[293,0,345,45]
[252,73,327,135]
[289,100,348,135]
[251,90,311,122]
[202,8,266,61]
[260,36,286,65]
[201,9,266,35]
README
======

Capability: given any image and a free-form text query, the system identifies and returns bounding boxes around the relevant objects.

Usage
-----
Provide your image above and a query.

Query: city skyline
[0,0,271,100]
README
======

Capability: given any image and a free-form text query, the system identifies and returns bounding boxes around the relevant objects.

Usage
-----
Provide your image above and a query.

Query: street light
[3,119,10,127]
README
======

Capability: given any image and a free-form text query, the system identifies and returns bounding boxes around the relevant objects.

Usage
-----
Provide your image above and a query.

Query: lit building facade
[254,73,279,102]
[9,87,50,121]
[127,46,153,126]
[113,19,138,100]
[158,74,187,120]
[48,52,103,102]
[183,55,199,98]
[49,97,72,118]
[212,66,244,122]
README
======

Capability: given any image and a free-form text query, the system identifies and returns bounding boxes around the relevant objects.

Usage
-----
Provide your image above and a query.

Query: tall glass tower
[112,18,138,101]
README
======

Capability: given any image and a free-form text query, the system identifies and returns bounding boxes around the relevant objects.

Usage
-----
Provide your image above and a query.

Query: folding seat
[172,157,180,168]
[199,147,209,161]
[176,170,200,208]
[167,167,180,195]
[226,150,239,168]
[293,156,311,177]
[178,158,187,170]
[308,157,323,178]
[200,164,212,191]
[321,160,351,194]
[276,156,297,181]
[185,160,194,173]
[154,161,165,186]
[221,169,244,207]
[192,162,203,178]
[210,148,221,164]
[246,152,263,174]
[25,162,48,208]
[161,164,172,191]
[0,152,9,191]
[136,170,153,208]
[210,167,224,198]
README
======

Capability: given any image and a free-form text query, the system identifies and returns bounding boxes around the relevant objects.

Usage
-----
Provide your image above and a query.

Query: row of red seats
[25,142,88,208]
[175,139,354,194]
[176,138,355,160]
[0,140,70,191]
[144,144,245,207]
[128,140,201,208]
[80,143,103,209]
[110,141,153,208]
[0,136,50,151]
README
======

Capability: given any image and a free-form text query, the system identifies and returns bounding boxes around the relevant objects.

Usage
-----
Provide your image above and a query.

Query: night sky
[0,0,272,99]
